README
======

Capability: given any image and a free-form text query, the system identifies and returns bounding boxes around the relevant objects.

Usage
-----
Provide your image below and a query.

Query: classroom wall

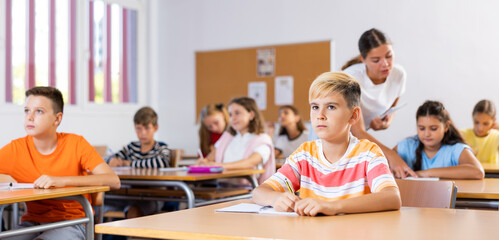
[152,0,499,155]
[2,0,497,156]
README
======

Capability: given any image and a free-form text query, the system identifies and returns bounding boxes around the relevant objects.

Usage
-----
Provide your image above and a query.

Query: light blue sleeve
[397,136,419,169]
[450,143,472,166]
[308,129,318,141]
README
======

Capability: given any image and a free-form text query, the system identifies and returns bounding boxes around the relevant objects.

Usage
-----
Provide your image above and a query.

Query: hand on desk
[34,175,63,189]
[109,157,131,167]
[385,151,417,178]
[272,192,300,212]
[272,193,332,216]
[195,158,217,166]
[294,198,334,217]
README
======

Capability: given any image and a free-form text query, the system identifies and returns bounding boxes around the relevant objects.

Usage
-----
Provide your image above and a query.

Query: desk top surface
[481,163,499,173]
[112,168,265,181]
[0,186,110,205]
[453,178,499,199]
[96,199,499,240]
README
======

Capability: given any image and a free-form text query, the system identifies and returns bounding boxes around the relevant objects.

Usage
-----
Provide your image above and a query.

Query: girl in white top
[273,105,308,159]
[196,97,274,173]
[342,28,415,178]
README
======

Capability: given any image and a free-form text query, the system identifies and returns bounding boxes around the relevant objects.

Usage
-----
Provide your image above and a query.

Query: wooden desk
[481,163,499,177]
[453,178,499,199]
[452,178,499,209]
[109,168,264,208]
[0,186,109,240]
[96,199,499,240]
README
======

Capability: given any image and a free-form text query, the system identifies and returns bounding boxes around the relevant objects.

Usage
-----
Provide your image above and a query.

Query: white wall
[2,1,497,155]
[152,0,499,155]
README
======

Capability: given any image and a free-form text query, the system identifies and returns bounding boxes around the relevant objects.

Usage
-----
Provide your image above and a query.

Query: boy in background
[109,106,171,168]
[0,86,120,239]
[252,72,401,216]
[107,106,171,218]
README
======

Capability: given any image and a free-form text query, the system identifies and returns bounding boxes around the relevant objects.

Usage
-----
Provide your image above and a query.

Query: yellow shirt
[461,128,499,164]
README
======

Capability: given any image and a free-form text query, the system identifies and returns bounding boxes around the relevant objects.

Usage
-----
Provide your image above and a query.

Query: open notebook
[0,183,34,190]
[216,203,298,216]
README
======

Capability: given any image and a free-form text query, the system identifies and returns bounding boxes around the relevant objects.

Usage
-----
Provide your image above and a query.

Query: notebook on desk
[0,183,34,190]
[216,203,298,216]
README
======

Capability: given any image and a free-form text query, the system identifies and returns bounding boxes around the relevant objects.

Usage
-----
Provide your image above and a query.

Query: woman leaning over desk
[343,28,415,178]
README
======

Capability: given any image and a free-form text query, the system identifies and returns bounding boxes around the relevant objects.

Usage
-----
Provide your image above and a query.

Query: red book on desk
[187,166,224,173]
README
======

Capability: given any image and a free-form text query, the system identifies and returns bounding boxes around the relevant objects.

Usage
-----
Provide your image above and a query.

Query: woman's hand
[369,114,393,131]
[385,150,417,178]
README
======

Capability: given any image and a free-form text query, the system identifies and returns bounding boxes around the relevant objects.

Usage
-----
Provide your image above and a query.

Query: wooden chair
[93,145,108,158]
[395,179,457,208]
[170,149,183,168]
[91,145,109,233]
[91,145,109,206]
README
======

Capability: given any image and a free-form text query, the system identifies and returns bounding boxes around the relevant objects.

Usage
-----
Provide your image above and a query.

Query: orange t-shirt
[0,133,104,223]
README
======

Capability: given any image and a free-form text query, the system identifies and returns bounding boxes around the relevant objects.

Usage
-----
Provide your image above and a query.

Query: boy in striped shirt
[107,106,171,218]
[252,72,401,216]
[109,107,171,168]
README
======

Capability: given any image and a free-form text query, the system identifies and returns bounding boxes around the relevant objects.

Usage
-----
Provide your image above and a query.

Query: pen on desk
[284,178,294,194]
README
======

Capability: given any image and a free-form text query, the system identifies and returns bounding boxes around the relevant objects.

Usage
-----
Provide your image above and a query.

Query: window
[3,0,139,105]
[89,0,137,103]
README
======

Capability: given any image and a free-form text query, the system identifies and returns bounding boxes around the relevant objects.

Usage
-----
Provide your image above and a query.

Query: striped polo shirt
[113,141,171,168]
[264,135,397,201]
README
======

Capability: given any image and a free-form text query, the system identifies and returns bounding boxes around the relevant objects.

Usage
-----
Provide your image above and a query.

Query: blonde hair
[309,72,361,109]
[228,97,265,135]
[473,99,496,119]
[198,104,230,155]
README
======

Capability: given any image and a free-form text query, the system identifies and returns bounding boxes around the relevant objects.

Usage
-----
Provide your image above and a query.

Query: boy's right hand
[108,157,124,167]
[272,192,300,212]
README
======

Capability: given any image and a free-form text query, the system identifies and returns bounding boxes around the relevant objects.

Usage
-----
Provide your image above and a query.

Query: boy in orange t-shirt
[0,86,120,240]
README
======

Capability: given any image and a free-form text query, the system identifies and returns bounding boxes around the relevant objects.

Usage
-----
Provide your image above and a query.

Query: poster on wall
[274,76,294,105]
[248,82,267,110]
[256,48,275,77]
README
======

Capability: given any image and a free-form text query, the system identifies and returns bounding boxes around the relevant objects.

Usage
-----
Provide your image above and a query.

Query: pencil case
[187,166,224,173]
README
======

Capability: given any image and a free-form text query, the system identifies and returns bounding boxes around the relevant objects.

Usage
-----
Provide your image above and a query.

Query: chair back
[93,145,108,158]
[395,179,457,208]
[170,149,183,168]
[91,145,108,228]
